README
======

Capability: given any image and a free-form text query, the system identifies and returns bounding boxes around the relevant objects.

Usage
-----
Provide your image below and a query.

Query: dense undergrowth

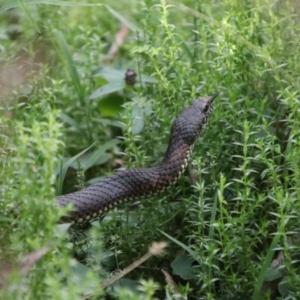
[1,0,300,299]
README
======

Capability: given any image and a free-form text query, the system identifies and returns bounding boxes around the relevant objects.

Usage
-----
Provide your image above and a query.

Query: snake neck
[157,135,191,184]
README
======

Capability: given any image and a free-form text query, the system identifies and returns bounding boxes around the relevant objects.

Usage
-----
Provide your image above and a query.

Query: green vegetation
[1,0,300,299]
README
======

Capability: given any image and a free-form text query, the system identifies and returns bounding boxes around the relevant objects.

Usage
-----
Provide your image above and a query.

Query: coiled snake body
[58,94,218,223]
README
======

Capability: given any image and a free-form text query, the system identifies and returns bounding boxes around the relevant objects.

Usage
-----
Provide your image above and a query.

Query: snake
[57,93,219,224]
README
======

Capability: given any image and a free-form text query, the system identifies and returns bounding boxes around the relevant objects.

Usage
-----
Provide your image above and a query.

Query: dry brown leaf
[104,23,129,63]
[82,242,168,299]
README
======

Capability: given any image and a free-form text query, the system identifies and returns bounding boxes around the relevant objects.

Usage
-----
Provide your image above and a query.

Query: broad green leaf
[81,139,120,171]
[93,66,125,82]
[64,140,120,171]
[88,176,105,185]
[278,276,291,297]
[72,153,110,171]
[97,94,124,117]
[93,66,157,85]
[89,81,126,100]
[264,266,284,282]
[171,255,196,280]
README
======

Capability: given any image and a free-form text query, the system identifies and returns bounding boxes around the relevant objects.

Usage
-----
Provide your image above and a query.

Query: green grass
[1,0,300,299]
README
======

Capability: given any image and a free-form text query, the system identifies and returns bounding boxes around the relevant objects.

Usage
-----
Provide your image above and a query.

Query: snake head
[174,92,219,146]
[194,92,219,118]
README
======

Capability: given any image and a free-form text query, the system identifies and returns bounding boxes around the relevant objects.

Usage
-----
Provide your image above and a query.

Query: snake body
[58,94,218,223]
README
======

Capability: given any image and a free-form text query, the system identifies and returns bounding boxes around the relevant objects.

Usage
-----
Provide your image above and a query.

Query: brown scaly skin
[57,93,219,223]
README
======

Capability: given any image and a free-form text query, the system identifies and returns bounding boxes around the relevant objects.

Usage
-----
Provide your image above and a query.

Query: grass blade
[53,30,85,105]
[106,5,142,35]
[158,229,201,265]
[56,142,95,194]
[54,30,92,143]
[253,224,283,299]
[0,0,102,13]
[58,113,86,137]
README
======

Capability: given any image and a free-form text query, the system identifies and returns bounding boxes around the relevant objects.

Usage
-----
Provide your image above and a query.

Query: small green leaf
[89,81,126,100]
[171,255,196,280]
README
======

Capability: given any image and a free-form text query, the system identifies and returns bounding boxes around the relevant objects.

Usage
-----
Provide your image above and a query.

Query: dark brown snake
[58,93,219,223]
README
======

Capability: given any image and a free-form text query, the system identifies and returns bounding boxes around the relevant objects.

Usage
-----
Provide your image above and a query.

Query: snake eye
[203,103,212,114]
[202,105,208,113]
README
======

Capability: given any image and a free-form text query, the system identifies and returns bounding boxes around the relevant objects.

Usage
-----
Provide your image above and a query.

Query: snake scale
[58,93,219,223]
